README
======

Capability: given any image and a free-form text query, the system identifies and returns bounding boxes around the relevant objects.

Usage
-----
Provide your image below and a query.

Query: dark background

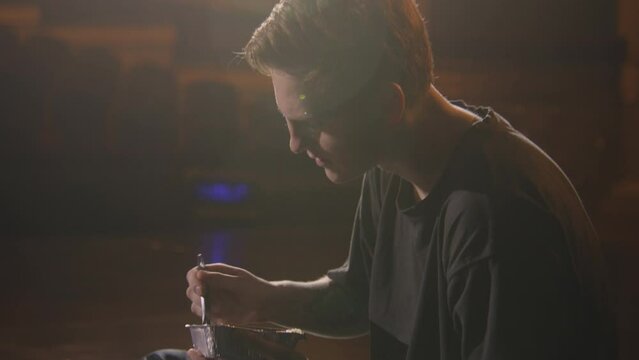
[0,0,637,359]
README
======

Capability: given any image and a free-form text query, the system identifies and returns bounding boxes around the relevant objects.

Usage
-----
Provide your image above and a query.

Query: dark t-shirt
[327,103,614,360]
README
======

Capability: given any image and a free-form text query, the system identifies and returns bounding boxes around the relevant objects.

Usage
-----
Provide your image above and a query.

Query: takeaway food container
[186,323,305,360]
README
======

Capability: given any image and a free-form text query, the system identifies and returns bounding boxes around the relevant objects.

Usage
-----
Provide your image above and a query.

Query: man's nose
[287,124,307,154]
[289,131,305,154]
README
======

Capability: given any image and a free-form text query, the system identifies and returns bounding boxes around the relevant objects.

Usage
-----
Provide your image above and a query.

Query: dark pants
[143,349,188,360]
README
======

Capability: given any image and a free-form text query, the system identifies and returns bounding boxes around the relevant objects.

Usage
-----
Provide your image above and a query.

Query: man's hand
[186,263,277,324]
[187,264,368,338]
[186,348,205,360]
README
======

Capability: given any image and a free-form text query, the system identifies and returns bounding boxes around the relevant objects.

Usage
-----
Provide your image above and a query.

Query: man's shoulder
[437,188,566,273]
[437,190,496,277]
[438,189,559,239]
[438,190,494,238]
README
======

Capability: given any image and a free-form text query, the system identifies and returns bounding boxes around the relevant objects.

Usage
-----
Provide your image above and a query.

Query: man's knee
[143,349,188,360]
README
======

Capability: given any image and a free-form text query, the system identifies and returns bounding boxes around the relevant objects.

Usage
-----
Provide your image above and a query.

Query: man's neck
[379,86,480,201]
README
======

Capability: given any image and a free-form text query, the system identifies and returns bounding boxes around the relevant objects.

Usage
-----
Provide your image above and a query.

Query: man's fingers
[201,262,247,276]
[187,268,238,301]
[186,286,194,299]
[189,262,246,278]
[190,302,202,316]
[197,270,240,290]
[186,348,206,360]
[186,267,198,283]
[186,284,206,298]
[189,295,221,318]
[187,263,249,299]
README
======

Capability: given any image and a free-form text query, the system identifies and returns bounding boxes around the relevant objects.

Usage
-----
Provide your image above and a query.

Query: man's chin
[323,167,360,184]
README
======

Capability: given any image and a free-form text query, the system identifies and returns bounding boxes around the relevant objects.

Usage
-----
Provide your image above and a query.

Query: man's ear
[386,82,405,125]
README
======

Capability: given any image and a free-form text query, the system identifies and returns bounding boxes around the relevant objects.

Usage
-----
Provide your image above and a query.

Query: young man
[164,1,615,359]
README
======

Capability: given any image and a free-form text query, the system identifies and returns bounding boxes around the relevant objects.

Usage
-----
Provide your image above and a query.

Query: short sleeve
[445,196,587,360]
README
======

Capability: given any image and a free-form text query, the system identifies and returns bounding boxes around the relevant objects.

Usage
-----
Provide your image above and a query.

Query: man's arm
[440,193,595,360]
[269,276,369,338]
[186,264,369,339]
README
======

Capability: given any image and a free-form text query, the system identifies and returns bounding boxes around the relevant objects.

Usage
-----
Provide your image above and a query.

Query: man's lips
[307,150,327,167]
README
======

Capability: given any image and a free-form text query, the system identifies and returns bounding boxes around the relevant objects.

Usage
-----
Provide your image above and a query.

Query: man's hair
[244,0,434,113]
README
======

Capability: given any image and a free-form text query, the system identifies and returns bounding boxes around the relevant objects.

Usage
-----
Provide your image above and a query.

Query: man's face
[271,70,382,184]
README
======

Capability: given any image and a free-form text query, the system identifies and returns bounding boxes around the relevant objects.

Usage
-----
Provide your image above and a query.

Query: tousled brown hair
[244,0,434,112]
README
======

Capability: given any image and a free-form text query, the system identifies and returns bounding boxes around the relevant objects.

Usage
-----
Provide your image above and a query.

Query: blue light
[235,183,249,198]
[197,182,251,203]
[200,230,232,264]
